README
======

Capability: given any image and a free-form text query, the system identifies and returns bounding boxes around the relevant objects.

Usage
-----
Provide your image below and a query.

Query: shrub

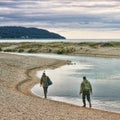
[0,48,2,51]
[56,49,65,54]
[4,49,16,52]
[28,49,38,53]
[18,49,24,53]
[101,43,113,47]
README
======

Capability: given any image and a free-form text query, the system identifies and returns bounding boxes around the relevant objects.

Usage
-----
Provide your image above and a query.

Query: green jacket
[80,79,92,94]
[40,75,49,87]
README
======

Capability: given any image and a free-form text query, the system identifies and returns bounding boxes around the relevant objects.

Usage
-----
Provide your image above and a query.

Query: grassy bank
[0,41,120,55]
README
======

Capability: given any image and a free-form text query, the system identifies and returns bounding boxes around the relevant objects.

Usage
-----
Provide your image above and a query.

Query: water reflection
[31,54,120,113]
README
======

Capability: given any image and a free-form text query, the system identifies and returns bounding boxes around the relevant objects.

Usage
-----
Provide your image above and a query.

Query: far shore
[0,41,120,58]
[0,51,120,119]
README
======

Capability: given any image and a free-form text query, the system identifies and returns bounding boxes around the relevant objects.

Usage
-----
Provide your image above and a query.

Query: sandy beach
[0,52,120,120]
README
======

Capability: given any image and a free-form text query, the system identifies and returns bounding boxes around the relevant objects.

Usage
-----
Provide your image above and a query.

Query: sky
[0,0,120,39]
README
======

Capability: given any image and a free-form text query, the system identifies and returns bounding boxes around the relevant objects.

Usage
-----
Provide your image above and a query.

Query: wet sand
[0,52,120,120]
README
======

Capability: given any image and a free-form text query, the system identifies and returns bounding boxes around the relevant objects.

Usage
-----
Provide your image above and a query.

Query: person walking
[80,76,92,107]
[40,71,52,98]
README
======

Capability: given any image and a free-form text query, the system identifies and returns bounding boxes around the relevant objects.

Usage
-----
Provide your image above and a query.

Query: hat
[83,76,86,80]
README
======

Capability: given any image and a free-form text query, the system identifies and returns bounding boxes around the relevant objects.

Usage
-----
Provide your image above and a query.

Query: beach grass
[0,41,120,56]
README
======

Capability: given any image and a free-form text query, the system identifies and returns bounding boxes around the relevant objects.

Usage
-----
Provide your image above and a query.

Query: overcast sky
[0,0,120,39]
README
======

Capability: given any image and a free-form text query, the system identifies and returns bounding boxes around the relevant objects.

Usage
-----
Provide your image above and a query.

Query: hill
[0,26,65,39]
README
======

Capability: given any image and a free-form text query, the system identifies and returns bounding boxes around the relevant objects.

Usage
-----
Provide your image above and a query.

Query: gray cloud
[0,0,120,30]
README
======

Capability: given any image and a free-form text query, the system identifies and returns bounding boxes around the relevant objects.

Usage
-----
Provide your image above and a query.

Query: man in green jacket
[80,76,92,107]
[40,71,50,98]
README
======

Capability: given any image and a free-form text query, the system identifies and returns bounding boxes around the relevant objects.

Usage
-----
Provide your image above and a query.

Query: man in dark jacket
[40,71,50,98]
[80,76,92,107]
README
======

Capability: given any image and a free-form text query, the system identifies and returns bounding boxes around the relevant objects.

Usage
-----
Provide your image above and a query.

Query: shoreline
[31,55,120,114]
[16,53,120,116]
[16,59,67,96]
[0,52,120,120]
[17,53,120,115]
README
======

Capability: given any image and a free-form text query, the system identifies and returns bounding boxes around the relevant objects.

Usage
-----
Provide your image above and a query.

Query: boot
[89,102,92,108]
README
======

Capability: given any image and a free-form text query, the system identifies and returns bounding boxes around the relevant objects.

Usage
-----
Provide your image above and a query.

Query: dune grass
[0,41,120,54]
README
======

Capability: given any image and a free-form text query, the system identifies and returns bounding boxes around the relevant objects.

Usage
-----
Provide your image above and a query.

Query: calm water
[30,53,120,113]
[0,39,120,43]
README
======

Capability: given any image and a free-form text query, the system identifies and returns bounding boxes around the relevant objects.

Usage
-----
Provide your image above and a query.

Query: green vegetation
[0,43,16,48]
[0,26,65,39]
[4,49,17,52]
[0,41,120,55]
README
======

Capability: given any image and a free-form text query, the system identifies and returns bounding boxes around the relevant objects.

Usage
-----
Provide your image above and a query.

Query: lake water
[0,38,120,43]
[30,53,120,113]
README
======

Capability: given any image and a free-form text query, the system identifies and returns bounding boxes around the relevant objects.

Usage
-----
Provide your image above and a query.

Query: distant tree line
[0,26,65,39]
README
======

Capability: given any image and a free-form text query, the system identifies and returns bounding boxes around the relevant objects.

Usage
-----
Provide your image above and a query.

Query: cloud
[0,0,120,31]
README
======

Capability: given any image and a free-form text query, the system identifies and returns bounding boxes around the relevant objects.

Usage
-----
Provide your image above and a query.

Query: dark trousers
[82,90,91,107]
[43,87,48,98]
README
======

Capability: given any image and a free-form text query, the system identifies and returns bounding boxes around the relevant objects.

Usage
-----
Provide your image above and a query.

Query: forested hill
[0,26,65,39]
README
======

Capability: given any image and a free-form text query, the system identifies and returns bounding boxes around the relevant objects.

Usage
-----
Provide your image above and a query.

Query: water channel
[30,53,120,113]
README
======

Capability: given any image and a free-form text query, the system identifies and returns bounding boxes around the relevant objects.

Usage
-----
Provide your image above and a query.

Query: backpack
[47,77,52,86]
[83,81,90,91]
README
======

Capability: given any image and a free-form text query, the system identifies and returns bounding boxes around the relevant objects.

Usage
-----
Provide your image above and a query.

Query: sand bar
[0,52,120,120]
